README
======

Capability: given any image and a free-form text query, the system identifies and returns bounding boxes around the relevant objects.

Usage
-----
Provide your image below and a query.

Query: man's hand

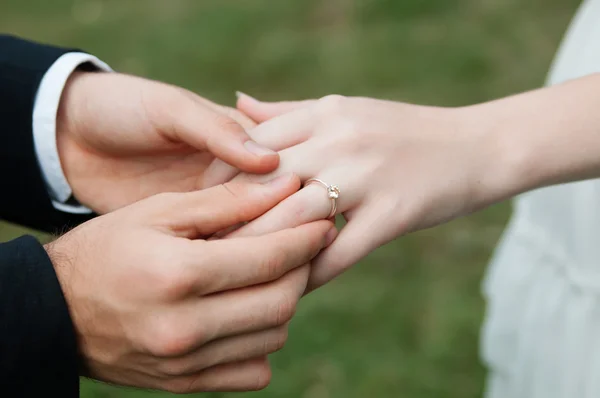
[45,174,336,393]
[55,71,279,213]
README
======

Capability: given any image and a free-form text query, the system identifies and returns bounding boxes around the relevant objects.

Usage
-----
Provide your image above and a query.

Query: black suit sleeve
[0,33,97,234]
[0,34,101,396]
[0,235,80,396]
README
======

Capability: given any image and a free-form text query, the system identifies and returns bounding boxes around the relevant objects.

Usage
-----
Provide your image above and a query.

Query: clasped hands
[52,69,490,393]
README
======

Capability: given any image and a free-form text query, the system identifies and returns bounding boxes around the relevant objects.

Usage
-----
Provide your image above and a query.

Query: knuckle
[269,326,289,353]
[215,182,259,220]
[229,109,258,129]
[340,122,364,152]
[342,116,361,138]
[157,359,188,379]
[219,181,244,199]
[146,320,199,358]
[315,94,347,117]
[213,112,244,134]
[313,116,363,158]
[164,379,196,395]
[203,112,245,151]
[260,248,287,281]
[251,360,272,391]
[155,264,195,300]
[272,289,297,325]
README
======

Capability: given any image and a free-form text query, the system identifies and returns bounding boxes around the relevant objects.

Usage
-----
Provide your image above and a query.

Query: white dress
[481,1,600,397]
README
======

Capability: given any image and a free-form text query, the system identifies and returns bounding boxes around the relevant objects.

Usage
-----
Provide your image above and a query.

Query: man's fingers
[228,143,323,187]
[216,106,258,130]
[183,95,260,188]
[162,357,272,393]
[163,266,312,354]
[191,220,336,295]
[171,95,279,175]
[224,184,336,239]
[236,92,316,123]
[194,96,258,130]
[161,325,289,376]
[161,174,301,238]
[198,266,311,343]
[202,107,315,188]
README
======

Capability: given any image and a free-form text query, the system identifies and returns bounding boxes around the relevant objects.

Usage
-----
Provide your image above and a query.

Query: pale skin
[47,176,336,394]
[56,70,279,213]
[51,62,600,391]
[48,71,344,393]
[200,72,600,292]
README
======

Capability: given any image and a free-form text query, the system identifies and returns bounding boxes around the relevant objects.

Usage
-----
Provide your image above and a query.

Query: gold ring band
[304,178,340,218]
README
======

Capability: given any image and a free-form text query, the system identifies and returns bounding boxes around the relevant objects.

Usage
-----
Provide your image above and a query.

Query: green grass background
[0,0,582,397]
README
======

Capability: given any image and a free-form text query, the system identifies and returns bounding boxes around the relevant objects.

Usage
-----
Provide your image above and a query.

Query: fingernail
[236,91,259,102]
[325,226,338,247]
[263,173,292,188]
[244,140,276,156]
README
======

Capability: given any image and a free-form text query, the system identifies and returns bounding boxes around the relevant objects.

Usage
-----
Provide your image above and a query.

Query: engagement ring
[304,178,340,218]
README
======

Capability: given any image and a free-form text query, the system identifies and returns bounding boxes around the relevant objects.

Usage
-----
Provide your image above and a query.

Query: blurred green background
[0,0,582,397]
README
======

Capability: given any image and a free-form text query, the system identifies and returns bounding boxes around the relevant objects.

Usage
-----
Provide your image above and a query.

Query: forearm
[468,72,600,205]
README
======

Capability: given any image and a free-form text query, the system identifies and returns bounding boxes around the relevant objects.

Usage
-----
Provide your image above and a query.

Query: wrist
[0,236,82,388]
[44,236,91,376]
[457,87,573,209]
[452,101,535,210]
[464,73,600,209]
[43,238,75,330]
[56,71,89,206]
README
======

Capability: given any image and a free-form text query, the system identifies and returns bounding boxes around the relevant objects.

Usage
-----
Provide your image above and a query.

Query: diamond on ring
[327,185,340,199]
[304,178,340,219]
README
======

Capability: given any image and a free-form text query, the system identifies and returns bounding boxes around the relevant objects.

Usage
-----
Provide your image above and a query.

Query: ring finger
[225,170,359,239]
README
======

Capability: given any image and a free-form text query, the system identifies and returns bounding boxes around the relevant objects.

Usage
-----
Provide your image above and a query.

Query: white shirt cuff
[32,52,112,214]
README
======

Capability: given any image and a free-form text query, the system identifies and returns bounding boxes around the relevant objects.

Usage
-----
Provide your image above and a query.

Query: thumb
[161,173,302,239]
[236,92,316,123]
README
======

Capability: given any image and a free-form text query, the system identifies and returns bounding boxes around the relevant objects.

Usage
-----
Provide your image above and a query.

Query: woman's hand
[204,74,600,293]
[207,94,499,292]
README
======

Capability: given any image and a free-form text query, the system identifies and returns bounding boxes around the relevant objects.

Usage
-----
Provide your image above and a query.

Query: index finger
[156,174,301,239]
[202,107,314,188]
[194,96,258,130]
[189,220,337,295]
[170,95,279,175]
